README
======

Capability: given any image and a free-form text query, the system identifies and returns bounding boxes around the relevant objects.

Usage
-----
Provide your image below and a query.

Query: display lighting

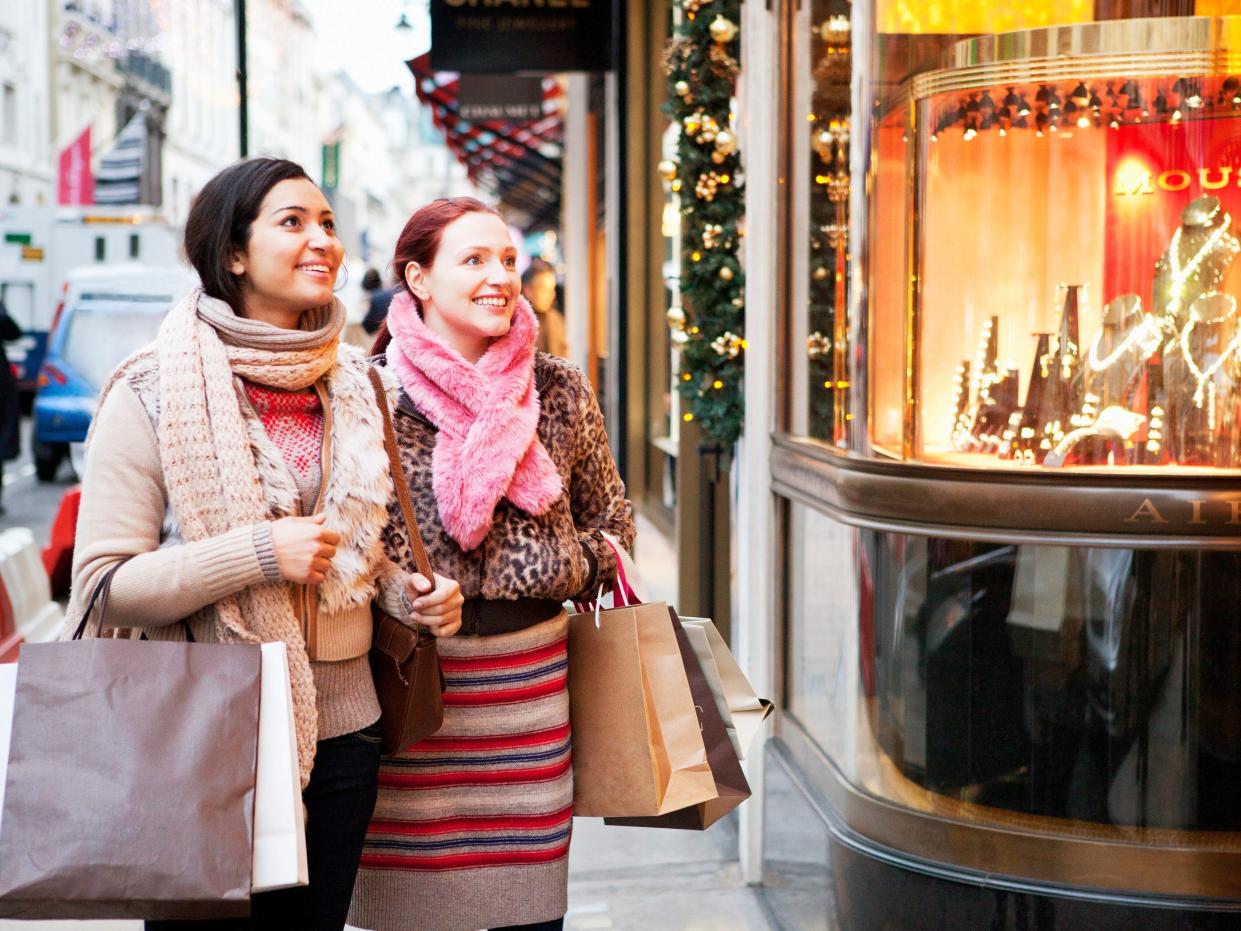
[931,76,1241,139]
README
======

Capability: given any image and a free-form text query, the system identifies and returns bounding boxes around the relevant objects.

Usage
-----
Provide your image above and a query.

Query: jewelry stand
[959,316,1020,453]
[1050,295,1162,467]
[1163,291,1241,465]
[1151,194,1240,340]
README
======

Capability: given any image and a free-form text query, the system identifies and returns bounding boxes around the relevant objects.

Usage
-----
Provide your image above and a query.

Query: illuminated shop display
[870,21,1241,471]
[774,15,1241,927]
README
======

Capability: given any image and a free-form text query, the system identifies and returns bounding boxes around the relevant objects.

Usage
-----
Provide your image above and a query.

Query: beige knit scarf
[157,288,344,788]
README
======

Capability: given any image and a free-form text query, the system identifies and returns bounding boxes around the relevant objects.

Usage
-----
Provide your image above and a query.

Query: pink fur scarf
[384,290,564,550]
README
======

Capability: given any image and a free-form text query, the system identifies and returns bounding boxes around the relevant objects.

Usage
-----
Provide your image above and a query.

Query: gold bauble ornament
[713,129,737,156]
[710,151,726,164]
[709,14,738,44]
[666,305,687,331]
[658,159,678,181]
[674,80,691,97]
[719,266,734,281]
[812,265,829,281]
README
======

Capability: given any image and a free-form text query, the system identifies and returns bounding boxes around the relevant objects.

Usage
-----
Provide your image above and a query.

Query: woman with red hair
[349,198,634,931]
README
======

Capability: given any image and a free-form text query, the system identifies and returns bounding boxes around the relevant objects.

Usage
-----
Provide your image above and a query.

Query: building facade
[0,1,52,206]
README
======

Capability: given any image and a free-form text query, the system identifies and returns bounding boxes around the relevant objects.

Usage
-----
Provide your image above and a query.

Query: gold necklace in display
[1166,214,1232,321]
[1087,306,1162,371]
[1179,293,1241,430]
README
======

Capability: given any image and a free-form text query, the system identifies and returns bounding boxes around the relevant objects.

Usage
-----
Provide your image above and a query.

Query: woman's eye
[281,216,300,227]
[503,257,517,269]
[465,255,482,265]
[323,220,336,233]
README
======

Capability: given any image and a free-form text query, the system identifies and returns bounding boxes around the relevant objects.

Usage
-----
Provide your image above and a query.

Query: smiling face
[405,211,520,363]
[230,177,343,328]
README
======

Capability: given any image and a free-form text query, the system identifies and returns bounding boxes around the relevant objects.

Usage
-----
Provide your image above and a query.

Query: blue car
[33,263,196,481]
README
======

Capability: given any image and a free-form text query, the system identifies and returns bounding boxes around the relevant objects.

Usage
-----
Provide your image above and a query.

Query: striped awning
[406,54,563,227]
[94,110,147,206]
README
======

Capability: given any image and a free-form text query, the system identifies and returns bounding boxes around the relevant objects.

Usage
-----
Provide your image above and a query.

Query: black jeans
[147,722,382,931]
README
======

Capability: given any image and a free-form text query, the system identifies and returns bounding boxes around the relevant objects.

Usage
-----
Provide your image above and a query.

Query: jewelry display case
[772,13,1241,928]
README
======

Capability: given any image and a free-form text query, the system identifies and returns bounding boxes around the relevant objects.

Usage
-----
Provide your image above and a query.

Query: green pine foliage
[665,3,745,449]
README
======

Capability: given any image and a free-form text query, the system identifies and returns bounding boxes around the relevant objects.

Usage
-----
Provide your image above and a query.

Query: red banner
[1104,117,1241,304]
[57,125,93,205]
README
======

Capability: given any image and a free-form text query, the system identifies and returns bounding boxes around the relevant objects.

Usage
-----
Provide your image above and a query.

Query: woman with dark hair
[66,158,464,930]
[349,198,634,931]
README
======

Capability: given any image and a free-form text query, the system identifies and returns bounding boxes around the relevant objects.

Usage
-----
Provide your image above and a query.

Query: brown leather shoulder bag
[367,367,445,755]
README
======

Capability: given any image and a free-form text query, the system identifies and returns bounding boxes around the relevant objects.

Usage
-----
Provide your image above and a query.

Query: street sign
[430,0,612,73]
[19,246,44,262]
[458,75,545,122]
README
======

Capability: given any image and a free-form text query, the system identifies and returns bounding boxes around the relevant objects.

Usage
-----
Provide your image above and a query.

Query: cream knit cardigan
[67,341,406,787]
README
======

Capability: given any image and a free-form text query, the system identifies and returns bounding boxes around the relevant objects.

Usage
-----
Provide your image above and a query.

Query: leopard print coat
[382,353,635,630]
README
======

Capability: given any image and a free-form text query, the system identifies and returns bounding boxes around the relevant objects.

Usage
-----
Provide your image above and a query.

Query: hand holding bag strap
[367,367,436,590]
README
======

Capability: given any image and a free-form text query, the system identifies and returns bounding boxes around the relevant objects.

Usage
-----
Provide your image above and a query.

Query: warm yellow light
[683,412,694,422]
[690,326,700,334]
[712,380,724,389]
[682,372,693,381]
[878,0,1091,34]
[720,174,731,183]
[691,250,702,262]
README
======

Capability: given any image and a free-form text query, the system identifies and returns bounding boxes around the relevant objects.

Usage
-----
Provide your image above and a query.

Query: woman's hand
[271,513,340,585]
[406,573,464,638]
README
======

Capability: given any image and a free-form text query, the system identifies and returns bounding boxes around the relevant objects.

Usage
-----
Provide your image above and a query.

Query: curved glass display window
[876,18,1241,472]
[786,503,1241,899]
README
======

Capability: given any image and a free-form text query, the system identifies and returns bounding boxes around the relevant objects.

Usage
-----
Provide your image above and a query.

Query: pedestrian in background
[0,299,22,512]
[349,197,634,931]
[522,258,569,358]
[66,157,463,930]
[343,265,385,348]
[362,271,398,335]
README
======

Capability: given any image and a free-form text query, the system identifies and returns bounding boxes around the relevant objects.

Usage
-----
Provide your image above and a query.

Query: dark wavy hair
[182,157,311,315]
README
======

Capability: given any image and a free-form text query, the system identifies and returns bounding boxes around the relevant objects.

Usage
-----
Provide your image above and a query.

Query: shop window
[785,499,1241,839]
[863,7,1241,471]
[790,1,852,445]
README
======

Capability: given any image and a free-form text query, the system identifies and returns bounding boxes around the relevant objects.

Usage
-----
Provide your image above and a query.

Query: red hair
[392,197,502,299]
[375,196,504,356]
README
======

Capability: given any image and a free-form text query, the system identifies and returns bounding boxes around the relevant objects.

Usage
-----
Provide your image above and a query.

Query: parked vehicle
[32,263,196,481]
[0,206,179,400]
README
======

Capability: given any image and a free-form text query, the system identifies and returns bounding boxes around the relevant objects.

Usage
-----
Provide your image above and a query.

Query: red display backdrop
[1104,117,1241,305]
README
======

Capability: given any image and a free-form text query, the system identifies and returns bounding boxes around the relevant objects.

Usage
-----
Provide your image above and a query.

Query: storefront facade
[731,3,1241,927]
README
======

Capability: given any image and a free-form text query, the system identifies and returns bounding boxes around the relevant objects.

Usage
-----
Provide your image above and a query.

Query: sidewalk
[0,514,777,931]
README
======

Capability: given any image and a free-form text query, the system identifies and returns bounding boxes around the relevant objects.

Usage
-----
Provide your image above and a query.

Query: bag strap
[72,562,196,642]
[367,367,436,590]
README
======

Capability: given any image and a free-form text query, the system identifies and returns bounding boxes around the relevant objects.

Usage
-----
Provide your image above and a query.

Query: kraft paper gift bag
[680,617,774,760]
[606,608,751,830]
[0,570,261,920]
[569,596,716,818]
[252,641,308,893]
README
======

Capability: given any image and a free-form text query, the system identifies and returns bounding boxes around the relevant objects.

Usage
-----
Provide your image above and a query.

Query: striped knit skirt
[348,612,572,931]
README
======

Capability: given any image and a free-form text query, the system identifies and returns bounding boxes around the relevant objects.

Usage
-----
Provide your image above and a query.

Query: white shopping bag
[0,663,14,840]
[252,642,307,893]
[679,618,773,760]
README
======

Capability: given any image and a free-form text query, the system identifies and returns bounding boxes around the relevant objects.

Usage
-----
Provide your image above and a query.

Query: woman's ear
[404,262,430,302]
[229,250,246,277]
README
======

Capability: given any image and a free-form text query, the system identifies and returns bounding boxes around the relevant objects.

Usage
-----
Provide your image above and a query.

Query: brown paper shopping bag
[569,597,716,818]
[0,571,260,920]
[606,608,751,830]
[680,617,773,760]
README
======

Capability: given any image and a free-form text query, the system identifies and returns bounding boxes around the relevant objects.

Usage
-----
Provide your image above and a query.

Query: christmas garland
[663,1,745,449]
